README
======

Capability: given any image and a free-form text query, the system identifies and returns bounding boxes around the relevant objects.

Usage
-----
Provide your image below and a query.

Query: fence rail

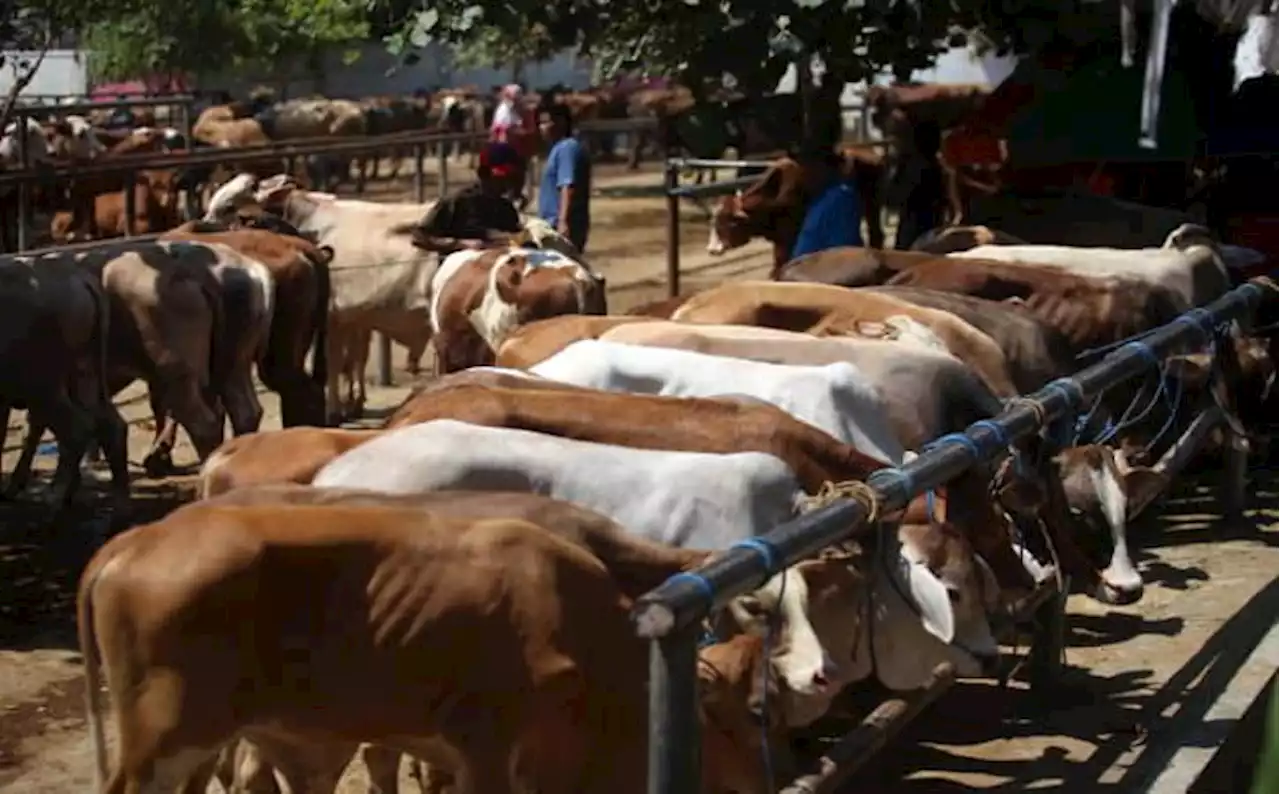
[633,278,1274,794]
[0,119,660,186]
[10,95,197,119]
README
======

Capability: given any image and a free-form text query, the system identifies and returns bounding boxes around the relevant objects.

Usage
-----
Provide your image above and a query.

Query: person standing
[537,103,592,253]
[490,84,525,144]
[789,145,864,260]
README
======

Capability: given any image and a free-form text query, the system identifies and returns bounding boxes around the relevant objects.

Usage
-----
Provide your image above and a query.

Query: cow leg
[142,387,180,478]
[79,380,131,518]
[361,744,403,794]
[5,413,46,500]
[148,374,224,471]
[221,365,265,437]
[27,390,96,509]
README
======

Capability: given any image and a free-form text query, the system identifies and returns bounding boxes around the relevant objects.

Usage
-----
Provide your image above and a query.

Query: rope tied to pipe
[796,479,882,524]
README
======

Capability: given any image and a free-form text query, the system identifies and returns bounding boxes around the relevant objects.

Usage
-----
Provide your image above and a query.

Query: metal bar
[669,157,779,171]
[0,119,656,186]
[646,627,702,794]
[631,279,1272,640]
[664,162,681,299]
[1222,429,1249,523]
[13,95,197,118]
[779,663,956,794]
[1028,576,1071,692]
[668,175,761,200]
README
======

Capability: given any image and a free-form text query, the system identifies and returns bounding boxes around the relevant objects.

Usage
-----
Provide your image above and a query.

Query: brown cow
[495,315,650,369]
[431,247,606,374]
[670,281,1019,398]
[79,502,789,794]
[163,224,332,426]
[50,170,182,244]
[706,152,887,274]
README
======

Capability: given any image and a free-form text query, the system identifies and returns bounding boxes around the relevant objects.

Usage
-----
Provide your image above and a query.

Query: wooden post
[664,161,681,298]
[413,143,426,203]
[1223,427,1250,523]
[123,170,138,238]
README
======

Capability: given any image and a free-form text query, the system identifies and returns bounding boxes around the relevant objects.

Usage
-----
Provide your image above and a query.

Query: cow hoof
[1094,579,1144,606]
[142,451,175,479]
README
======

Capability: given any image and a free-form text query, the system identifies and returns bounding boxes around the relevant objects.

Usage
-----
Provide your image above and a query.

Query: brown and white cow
[496,314,652,369]
[78,500,789,794]
[13,243,229,479]
[163,224,332,427]
[670,281,1020,398]
[430,246,605,373]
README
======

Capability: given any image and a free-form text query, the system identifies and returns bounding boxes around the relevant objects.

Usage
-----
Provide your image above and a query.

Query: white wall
[0,50,88,98]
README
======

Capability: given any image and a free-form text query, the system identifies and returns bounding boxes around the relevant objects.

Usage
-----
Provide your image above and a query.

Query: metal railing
[631,279,1274,794]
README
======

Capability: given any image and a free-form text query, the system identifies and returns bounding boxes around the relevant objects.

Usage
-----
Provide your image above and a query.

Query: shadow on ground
[0,477,193,652]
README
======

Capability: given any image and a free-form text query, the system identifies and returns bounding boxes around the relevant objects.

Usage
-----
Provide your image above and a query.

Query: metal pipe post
[438,144,450,198]
[15,121,28,252]
[664,161,681,298]
[647,628,702,794]
[376,334,393,387]
[1029,576,1070,693]
[413,143,426,203]
[1223,428,1250,523]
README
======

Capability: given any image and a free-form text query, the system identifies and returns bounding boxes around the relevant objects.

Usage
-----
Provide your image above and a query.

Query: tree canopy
[81,0,369,83]
[371,0,1106,92]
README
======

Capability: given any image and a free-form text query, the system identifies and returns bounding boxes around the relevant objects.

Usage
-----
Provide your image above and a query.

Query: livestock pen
[0,125,1274,794]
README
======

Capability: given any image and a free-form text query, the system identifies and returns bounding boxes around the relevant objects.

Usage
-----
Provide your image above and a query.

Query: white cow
[250,176,438,420]
[952,224,1233,309]
[530,339,907,465]
[313,419,1006,727]
[598,320,1145,603]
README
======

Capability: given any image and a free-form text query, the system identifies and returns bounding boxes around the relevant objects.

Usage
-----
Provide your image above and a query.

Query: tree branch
[0,22,53,134]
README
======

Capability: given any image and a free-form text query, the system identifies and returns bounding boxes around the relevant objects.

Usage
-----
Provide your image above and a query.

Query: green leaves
[82,0,369,81]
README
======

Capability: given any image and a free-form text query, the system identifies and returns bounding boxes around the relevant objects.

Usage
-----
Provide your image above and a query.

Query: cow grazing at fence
[78,500,789,794]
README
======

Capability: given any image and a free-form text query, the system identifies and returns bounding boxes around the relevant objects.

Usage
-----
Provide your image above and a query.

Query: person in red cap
[412,141,525,257]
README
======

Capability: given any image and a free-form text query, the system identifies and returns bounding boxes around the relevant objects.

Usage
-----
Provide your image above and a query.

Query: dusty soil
[1,164,1275,792]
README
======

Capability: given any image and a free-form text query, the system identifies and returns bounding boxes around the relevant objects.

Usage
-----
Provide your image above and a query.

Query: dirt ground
[1,164,1275,793]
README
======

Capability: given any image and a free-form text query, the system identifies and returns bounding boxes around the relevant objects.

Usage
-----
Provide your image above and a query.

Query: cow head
[1054,445,1148,605]
[696,633,790,794]
[205,172,261,222]
[722,547,863,726]
[707,161,806,257]
[469,250,605,353]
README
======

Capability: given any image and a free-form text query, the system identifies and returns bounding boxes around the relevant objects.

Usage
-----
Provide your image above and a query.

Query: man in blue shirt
[789,146,864,260]
[537,103,592,253]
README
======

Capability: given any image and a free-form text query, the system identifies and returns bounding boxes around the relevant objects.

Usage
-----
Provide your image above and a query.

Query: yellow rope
[797,479,881,525]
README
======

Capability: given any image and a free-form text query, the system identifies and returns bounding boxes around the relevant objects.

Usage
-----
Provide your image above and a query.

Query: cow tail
[197,270,231,396]
[78,564,109,789]
[309,245,332,387]
[88,278,113,411]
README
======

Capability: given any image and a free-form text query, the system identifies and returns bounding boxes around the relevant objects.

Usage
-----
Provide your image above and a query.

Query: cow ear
[903,561,956,644]
[1163,354,1212,386]
[727,593,769,636]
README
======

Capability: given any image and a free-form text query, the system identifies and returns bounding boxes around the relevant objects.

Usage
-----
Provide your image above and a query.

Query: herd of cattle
[0,150,1274,792]
[0,81,730,251]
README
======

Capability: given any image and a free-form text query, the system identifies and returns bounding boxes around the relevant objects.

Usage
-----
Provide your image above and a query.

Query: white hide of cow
[951,225,1232,309]
[0,118,50,169]
[530,338,906,465]
[204,173,260,222]
[312,418,1002,725]
[62,115,107,158]
[471,249,597,351]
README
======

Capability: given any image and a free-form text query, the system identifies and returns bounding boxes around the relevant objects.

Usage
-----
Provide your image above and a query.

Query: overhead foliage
[369,0,1106,92]
[0,0,137,127]
[82,0,369,82]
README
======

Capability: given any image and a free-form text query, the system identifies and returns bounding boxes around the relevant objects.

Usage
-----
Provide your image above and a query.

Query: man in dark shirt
[412,141,525,257]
